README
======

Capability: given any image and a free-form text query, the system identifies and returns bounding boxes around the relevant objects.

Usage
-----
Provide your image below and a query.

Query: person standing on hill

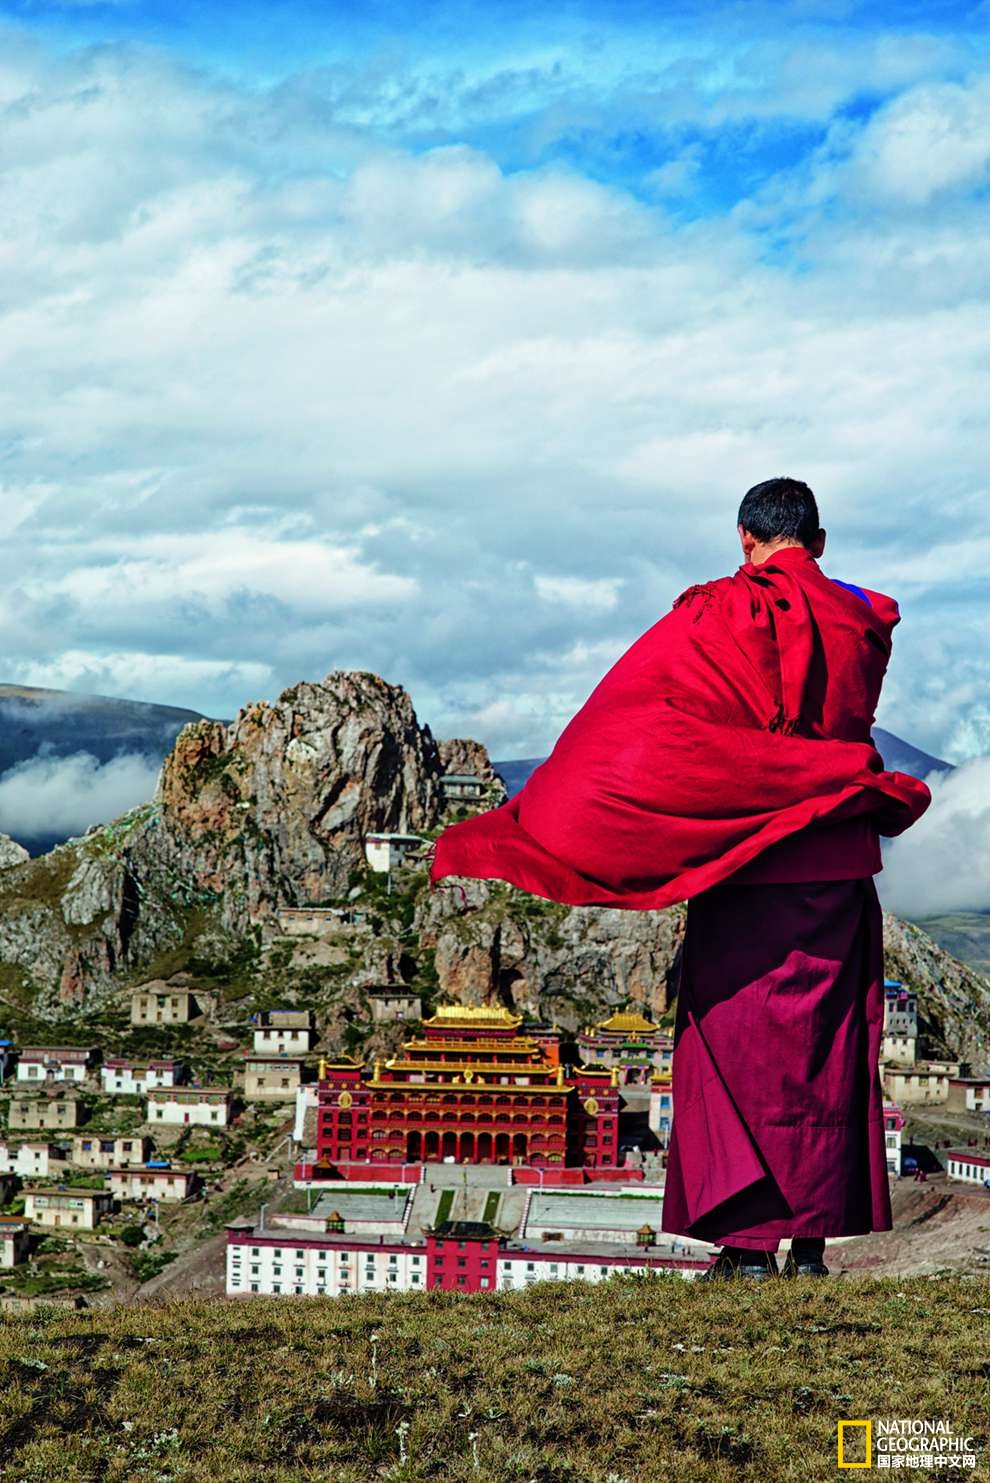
[429,477,930,1279]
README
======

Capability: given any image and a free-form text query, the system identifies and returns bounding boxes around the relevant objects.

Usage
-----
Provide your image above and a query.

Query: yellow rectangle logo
[838,1420,872,1468]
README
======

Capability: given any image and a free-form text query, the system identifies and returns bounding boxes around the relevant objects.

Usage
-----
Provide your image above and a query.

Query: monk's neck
[748,541,813,567]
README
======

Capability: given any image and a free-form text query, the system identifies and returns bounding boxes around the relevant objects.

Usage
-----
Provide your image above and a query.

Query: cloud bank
[0,6,987,776]
[0,751,161,846]
[881,759,990,918]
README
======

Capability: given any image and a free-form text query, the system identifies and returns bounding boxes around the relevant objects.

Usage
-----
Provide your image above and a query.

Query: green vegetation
[482,1191,501,1224]
[434,1188,454,1225]
[0,1278,987,1480]
[127,1248,177,1283]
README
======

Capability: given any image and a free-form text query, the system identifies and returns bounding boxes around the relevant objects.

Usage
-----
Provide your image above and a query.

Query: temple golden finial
[610,1065,619,1087]
[556,1063,564,1086]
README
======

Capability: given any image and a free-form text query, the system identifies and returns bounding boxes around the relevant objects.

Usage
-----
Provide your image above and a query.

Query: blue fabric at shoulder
[831,578,872,608]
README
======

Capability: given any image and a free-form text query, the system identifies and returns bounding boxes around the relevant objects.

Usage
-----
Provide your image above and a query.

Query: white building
[363,832,426,873]
[0,1141,62,1180]
[883,1102,905,1176]
[945,1078,990,1114]
[224,1228,707,1298]
[945,1148,990,1187]
[226,1231,429,1297]
[108,1166,196,1202]
[101,1059,186,1096]
[882,981,918,1067]
[883,1062,960,1106]
[23,1188,113,1230]
[147,1087,232,1127]
[16,1047,98,1085]
[252,1010,314,1055]
[0,1216,31,1268]
[648,1076,673,1146]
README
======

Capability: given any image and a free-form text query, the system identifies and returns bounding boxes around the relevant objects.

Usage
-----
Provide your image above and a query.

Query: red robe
[429,547,930,904]
[429,547,931,1249]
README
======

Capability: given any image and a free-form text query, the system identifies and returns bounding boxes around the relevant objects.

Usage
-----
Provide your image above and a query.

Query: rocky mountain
[0,669,984,1072]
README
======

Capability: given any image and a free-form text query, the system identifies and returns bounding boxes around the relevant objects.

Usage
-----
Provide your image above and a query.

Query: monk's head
[737,477,827,566]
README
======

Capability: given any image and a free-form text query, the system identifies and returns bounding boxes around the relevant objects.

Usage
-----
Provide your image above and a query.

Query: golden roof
[594,1010,657,1033]
[422,1004,522,1028]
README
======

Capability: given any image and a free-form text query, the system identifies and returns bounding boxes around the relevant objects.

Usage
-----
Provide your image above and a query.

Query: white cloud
[881,759,990,917]
[534,574,622,611]
[0,750,161,843]
[0,36,988,762]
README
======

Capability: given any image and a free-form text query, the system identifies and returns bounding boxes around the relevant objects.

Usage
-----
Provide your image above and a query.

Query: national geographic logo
[838,1419,978,1469]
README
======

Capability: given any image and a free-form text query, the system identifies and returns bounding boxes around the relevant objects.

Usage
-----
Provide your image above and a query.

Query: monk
[429,477,931,1279]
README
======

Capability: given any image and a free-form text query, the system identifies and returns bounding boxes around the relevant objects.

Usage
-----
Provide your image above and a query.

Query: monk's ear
[738,524,757,562]
[809,527,826,558]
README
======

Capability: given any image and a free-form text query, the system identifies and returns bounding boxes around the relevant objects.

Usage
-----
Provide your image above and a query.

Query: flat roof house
[23,1187,113,1230]
[15,1047,99,1084]
[364,833,426,873]
[108,1167,196,1202]
[252,1010,314,1054]
[945,1148,990,1187]
[0,1141,61,1179]
[146,1087,233,1127]
[71,1135,151,1171]
[101,1059,186,1095]
[8,1096,84,1131]
[367,987,423,1024]
[945,1078,990,1114]
[0,1216,31,1269]
[131,986,202,1025]
[243,1055,304,1101]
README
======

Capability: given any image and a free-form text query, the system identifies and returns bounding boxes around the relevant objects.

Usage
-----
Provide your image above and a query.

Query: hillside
[0,668,984,1069]
[0,1278,986,1482]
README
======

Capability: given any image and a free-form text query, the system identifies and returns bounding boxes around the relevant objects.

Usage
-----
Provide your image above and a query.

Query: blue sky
[1,0,990,902]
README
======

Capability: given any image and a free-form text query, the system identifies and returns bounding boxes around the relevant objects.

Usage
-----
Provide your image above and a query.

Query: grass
[0,1277,987,1481]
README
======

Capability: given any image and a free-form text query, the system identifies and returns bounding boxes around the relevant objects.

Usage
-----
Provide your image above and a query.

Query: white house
[23,1188,113,1230]
[101,1059,187,1096]
[945,1148,990,1187]
[648,1075,674,1147]
[883,1101,905,1176]
[16,1047,98,1085]
[108,1166,196,1202]
[945,1078,990,1114]
[147,1087,233,1127]
[252,1010,314,1055]
[363,832,426,873]
[0,1141,62,1180]
[0,1216,31,1268]
[226,1230,431,1298]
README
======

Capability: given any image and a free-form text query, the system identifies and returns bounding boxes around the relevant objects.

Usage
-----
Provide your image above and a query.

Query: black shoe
[780,1250,830,1278]
[698,1249,778,1282]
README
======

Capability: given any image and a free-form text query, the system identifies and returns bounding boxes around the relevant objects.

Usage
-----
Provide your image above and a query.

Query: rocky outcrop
[0,832,29,869]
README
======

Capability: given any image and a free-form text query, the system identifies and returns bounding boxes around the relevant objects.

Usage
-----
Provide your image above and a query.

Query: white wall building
[108,1167,196,1202]
[0,1217,31,1268]
[0,1141,61,1179]
[252,1011,314,1055]
[363,833,426,873]
[945,1149,990,1186]
[101,1059,186,1095]
[147,1087,232,1127]
[226,1232,429,1297]
[16,1048,98,1085]
[23,1188,113,1230]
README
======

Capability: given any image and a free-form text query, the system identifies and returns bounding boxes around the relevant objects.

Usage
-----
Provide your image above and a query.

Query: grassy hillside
[1,1277,987,1482]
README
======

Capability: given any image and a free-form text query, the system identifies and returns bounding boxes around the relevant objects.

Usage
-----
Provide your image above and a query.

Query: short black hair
[737,477,820,547]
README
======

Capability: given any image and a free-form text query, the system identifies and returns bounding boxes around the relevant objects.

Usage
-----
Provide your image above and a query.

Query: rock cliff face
[0,667,984,1069]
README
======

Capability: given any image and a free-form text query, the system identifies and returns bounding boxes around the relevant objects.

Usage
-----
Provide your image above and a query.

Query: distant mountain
[493,728,949,800]
[0,685,212,776]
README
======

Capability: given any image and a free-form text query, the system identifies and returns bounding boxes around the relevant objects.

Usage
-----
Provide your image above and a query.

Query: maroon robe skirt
[660,876,892,1251]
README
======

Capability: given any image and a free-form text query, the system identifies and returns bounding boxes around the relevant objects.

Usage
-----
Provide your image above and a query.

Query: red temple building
[312,1003,620,1171]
